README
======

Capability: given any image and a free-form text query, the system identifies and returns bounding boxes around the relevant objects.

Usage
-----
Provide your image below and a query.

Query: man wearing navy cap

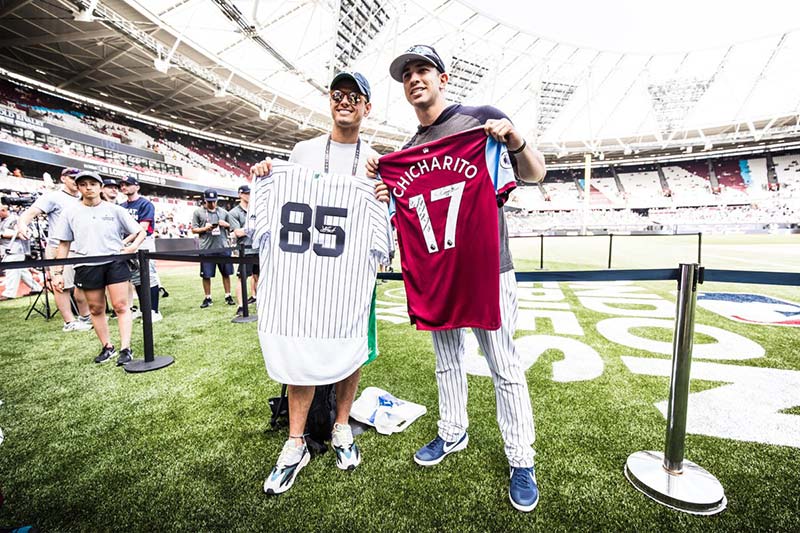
[228,183,258,316]
[120,175,163,321]
[101,178,119,203]
[368,44,547,513]
[251,70,380,495]
[191,188,234,308]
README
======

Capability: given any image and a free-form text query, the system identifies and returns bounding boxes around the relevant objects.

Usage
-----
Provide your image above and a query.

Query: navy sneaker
[93,345,116,364]
[413,432,468,466]
[116,348,133,366]
[509,466,539,512]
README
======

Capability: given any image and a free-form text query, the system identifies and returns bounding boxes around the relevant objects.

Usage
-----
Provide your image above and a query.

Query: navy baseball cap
[390,44,447,82]
[330,71,372,102]
[74,171,103,184]
[102,178,118,187]
[61,167,81,177]
[238,184,250,194]
[120,175,139,186]
[204,189,219,202]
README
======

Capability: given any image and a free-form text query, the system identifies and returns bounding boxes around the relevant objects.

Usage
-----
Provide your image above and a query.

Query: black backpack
[268,384,336,456]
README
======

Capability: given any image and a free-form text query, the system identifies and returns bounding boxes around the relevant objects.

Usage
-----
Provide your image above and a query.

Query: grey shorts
[130,256,160,287]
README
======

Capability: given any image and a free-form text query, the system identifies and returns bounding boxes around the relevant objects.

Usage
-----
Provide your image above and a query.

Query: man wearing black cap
[51,171,146,366]
[120,175,163,321]
[228,183,257,316]
[367,45,547,513]
[16,167,92,331]
[191,188,234,308]
[251,71,380,495]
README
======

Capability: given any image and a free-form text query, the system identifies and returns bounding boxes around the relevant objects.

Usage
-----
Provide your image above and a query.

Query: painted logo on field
[697,293,800,327]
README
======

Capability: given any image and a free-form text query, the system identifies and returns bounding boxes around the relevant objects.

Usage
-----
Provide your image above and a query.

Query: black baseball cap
[120,176,139,186]
[330,71,372,102]
[74,171,103,184]
[389,45,447,82]
[204,189,219,202]
[238,184,250,194]
[102,178,118,187]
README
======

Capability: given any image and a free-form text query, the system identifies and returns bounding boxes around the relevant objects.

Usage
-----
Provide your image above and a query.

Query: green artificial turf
[0,233,799,531]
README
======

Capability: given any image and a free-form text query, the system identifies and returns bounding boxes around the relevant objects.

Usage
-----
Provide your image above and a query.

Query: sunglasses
[330,89,365,106]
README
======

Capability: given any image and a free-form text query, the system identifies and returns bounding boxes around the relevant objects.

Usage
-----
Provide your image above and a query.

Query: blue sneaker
[413,432,468,466]
[509,466,539,512]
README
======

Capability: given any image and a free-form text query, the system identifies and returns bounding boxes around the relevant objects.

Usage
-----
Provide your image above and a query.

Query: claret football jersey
[378,127,516,330]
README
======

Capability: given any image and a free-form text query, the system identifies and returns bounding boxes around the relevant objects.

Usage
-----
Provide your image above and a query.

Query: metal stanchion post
[697,232,702,265]
[125,250,174,373]
[539,234,544,270]
[232,243,257,323]
[624,263,726,515]
[608,234,614,269]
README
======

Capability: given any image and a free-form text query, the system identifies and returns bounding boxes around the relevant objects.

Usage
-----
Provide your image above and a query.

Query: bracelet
[508,138,527,154]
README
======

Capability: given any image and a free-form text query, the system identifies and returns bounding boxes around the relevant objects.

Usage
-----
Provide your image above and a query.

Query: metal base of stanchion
[625,451,726,515]
[231,314,258,323]
[124,356,175,373]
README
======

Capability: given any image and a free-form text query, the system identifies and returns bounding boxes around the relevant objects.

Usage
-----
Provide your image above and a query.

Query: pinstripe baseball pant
[430,269,536,468]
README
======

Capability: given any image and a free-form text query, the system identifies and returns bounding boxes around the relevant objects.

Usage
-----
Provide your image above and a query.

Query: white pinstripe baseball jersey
[247,162,393,385]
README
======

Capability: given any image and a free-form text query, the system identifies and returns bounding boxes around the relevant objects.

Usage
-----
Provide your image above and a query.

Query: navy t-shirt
[121,197,156,236]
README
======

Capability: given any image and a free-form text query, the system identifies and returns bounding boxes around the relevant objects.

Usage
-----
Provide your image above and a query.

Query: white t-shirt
[31,189,81,247]
[289,134,378,177]
[52,202,141,267]
[247,162,392,385]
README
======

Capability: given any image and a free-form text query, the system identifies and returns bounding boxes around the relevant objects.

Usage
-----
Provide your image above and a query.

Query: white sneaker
[331,423,361,471]
[151,311,163,322]
[63,320,92,332]
[263,439,310,495]
[131,307,142,319]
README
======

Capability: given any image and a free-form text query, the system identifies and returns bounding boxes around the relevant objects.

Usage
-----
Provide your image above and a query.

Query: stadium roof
[1,0,799,161]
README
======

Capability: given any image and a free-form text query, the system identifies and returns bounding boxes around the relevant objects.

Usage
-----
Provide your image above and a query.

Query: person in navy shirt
[120,176,163,322]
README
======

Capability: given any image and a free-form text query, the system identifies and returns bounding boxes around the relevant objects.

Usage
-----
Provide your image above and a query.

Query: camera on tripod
[0,189,38,208]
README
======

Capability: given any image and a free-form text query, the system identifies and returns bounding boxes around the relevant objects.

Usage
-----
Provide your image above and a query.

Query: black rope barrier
[3,248,797,377]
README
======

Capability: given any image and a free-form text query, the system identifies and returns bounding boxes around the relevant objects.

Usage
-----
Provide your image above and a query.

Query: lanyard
[324,135,361,176]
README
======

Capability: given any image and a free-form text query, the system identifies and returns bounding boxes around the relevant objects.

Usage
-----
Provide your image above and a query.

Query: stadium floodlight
[153,57,170,74]
[74,0,100,22]
[447,56,489,104]
[334,0,393,70]
[259,95,278,122]
[215,72,235,97]
[538,81,578,134]
[154,37,183,75]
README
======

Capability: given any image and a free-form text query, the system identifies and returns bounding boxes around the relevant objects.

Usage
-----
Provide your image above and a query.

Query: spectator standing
[100,178,119,203]
[0,163,8,178]
[1,203,43,299]
[191,189,234,308]
[16,167,92,331]
[119,176,163,321]
[228,183,258,317]
[51,171,145,365]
